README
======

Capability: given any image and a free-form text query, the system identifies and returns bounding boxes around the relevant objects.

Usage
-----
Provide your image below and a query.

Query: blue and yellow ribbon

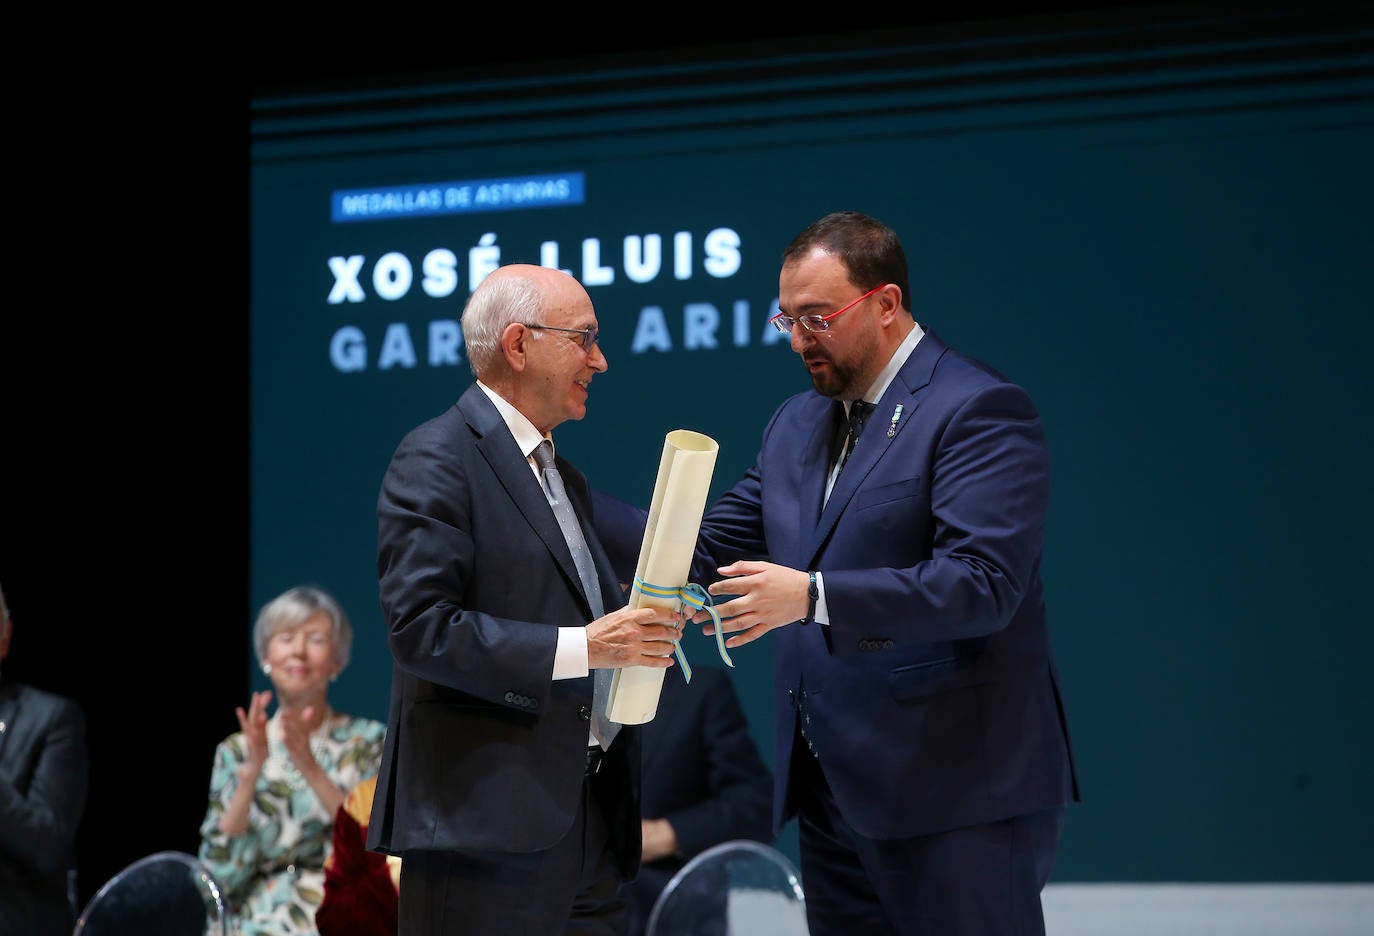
[631,576,735,683]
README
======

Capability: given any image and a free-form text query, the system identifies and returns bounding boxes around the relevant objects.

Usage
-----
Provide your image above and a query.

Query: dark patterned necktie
[838,400,875,471]
[532,441,619,750]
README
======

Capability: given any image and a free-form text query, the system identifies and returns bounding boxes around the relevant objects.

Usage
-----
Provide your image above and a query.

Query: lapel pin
[887,404,903,438]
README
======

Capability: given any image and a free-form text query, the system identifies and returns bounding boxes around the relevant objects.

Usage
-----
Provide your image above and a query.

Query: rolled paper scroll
[606,429,719,724]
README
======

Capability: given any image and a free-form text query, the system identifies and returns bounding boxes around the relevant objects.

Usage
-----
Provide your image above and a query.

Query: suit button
[578,705,591,721]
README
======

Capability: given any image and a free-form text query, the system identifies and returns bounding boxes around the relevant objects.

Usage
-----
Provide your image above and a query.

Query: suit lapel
[807,328,947,561]
[799,402,837,532]
[556,454,625,614]
[458,387,592,615]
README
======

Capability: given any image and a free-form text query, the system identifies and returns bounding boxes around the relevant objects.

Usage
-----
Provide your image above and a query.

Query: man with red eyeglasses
[712,209,1080,934]
[602,210,1080,935]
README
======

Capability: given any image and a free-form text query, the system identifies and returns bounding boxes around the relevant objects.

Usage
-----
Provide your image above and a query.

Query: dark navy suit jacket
[0,681,88,936]
[585,324,1077,841]
[672,326,1079,840]
[369,384,642,879]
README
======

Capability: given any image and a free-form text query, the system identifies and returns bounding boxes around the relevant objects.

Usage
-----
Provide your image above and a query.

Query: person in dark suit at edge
[597,211,1079,936]
[368,263,684,936]
[0,579,90,936]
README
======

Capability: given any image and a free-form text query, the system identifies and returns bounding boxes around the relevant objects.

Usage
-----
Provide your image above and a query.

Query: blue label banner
[332,172,586,223]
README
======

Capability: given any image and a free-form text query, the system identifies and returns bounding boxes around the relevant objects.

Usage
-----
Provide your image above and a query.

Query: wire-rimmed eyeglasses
[768,283,887,334]
[527,324,600,352]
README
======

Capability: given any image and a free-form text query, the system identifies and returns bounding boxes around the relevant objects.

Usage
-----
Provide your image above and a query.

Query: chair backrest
[645,839,808,936]
[72,850,230,936]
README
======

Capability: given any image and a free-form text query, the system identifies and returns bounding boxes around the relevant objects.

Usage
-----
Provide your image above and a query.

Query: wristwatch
[803,571,818,624]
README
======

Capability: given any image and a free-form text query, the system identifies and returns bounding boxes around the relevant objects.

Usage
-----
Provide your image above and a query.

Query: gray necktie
[532,441,619,750]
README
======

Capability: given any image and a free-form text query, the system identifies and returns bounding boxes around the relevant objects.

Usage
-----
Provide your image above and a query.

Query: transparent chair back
[645,838,808,936]
[72,849,230,936]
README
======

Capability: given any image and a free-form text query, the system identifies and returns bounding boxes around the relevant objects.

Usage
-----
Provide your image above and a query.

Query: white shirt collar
[855,321,925,411]
[476,381,552,460]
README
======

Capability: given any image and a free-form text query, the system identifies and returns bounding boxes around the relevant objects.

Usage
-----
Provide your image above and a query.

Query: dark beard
[807,357,858,400]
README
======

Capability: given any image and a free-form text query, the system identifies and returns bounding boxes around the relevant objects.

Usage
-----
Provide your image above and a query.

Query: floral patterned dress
[198,710,386,935]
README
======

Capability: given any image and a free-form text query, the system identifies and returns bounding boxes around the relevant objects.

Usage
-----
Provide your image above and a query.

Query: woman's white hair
[251,585,353,671]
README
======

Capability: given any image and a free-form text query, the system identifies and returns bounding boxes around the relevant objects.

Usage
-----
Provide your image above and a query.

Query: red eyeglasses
[769,283,887,334]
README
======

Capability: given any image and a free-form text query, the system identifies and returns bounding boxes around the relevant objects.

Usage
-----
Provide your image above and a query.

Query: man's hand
[641,817,679,862]
[692,561,809,648]
[586,605,683,669]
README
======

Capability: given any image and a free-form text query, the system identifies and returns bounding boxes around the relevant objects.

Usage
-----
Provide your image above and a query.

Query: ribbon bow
[631,577,735,683]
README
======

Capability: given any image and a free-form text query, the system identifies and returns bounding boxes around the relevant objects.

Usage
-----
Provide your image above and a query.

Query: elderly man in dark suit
[369,263,684,936]
[0,581,90,936]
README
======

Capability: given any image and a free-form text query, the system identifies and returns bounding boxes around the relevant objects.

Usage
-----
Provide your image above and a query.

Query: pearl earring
[262,663,272,676]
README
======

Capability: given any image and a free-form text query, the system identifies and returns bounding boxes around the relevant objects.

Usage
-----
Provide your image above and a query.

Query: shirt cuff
[814,571,830,626]
[553,626,589,680]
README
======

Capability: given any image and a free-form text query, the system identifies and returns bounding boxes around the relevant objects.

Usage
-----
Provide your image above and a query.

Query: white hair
[251,585,353,671]
[460,271,543,378]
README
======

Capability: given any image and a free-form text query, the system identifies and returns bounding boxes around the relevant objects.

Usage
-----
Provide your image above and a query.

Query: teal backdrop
[250,10,1374,881]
